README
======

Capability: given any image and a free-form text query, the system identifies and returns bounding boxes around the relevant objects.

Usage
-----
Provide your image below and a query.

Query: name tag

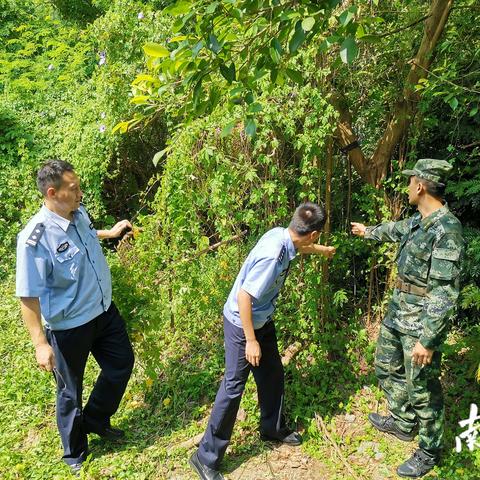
[55,245,80,263]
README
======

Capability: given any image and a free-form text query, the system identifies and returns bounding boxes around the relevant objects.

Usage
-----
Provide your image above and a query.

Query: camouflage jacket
[365,205,464,349]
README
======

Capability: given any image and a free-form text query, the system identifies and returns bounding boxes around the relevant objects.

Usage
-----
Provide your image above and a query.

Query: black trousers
[45,302,134,466]
[198,317,286,470]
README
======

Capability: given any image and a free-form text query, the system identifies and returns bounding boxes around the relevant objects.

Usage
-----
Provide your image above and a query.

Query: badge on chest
[56,241,69,253]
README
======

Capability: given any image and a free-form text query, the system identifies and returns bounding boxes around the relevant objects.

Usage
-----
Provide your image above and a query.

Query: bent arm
[97,220,133,240]
[298,244,336,258]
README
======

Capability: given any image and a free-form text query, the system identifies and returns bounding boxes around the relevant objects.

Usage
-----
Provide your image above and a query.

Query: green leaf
[269,47,281,64]
[285,68,303,84]
[270,67,278,83]
[231,8,243,23]
[245,91,254,104]
[219,62,235,83]
[247,102,263,113]
[168,35,188,43]
[130,95,150,105]
[271,38,283,55]
[289,21,306,54]
[164,1,192,16]
[469,106,478,117]
[208,34,221,54]
[245,118,256,137]
[205,2,219,14]
[339,37,357,64]
[221,121,236,137]
[143,43,170,58]
[448,97,459,110]
[192,78,203,109]
[338,9,355,26]
[358,34,381,44]
[112,121,130,134]
[152,147,170,166]
[192,41,204,57]
[132,74,159,85]
[302,17,315,32]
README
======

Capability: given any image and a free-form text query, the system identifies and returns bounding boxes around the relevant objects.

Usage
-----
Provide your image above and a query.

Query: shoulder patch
[26,223,45,247]
[277,245,286,263]
[56,241,69,253]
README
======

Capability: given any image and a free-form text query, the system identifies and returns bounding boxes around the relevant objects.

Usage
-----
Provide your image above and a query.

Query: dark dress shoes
[397,449,437,478]
[189,450,225,480]
[260,428,303,446]
[86,425,125,440]
[368,413,416,442]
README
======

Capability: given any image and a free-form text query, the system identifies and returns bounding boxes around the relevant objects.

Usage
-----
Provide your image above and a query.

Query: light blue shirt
[223,227,296,330]
[16,204,112,330]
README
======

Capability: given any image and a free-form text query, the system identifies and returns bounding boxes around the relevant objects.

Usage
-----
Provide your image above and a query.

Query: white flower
[48,64,54,71]
[137,11,144,20]
[101,112,106,119]
[98,51,106,66]
[99,124,106,133]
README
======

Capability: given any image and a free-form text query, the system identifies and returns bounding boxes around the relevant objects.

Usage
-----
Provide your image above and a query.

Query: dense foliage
[1,0,479,478]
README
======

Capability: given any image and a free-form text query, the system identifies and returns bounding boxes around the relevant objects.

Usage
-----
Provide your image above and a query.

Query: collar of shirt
[40,204,83,232]
[410,212,422,230]
[420,203,449,231]
[283,228,296,261]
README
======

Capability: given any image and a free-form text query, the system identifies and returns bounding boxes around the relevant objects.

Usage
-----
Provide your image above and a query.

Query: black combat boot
[368,413,416,442]
[397,449,437,478]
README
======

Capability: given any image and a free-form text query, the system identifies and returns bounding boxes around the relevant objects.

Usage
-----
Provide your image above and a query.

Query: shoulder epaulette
[26,223,45,247]
[277,245,286,263]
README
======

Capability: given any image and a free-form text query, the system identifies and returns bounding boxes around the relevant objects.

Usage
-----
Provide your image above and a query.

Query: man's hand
[298,244,336,257]
[246,339,262,367]
[351,222,367,237]
[321,246,336,259]
[411,342,434,366]
[35,343,55,371]
[108,219,133,239]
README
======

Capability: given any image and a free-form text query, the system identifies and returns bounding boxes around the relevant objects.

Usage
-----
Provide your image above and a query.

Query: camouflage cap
[402,158,452,184]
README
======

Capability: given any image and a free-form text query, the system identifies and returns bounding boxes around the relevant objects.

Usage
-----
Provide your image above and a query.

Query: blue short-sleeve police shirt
[223,227,296,329]
[16,205,112,330]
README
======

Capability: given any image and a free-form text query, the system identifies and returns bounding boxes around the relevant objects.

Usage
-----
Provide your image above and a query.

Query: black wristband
[340,140,360,153]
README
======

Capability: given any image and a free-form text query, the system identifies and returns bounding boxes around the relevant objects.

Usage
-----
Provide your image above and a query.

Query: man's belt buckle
[396,276,426,297]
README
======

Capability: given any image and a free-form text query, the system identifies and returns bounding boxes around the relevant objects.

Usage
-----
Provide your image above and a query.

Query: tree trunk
[334,0,454,187]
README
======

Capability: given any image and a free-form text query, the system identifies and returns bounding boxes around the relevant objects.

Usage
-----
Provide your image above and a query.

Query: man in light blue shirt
[16,160,134,474]
[223,227,296,330]
[190,202,336,480]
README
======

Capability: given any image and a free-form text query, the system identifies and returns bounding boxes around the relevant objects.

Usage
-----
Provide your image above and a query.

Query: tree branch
[371,0,454,185]
[331,0,454,187]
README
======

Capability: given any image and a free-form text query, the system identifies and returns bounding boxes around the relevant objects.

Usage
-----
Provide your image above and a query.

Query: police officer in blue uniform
[16,160,135,474]
[190,202,336,480]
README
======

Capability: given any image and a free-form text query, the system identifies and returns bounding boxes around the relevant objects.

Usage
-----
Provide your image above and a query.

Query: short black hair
[289,202,326,235]
[415,176,446,199]
[36,159,75,196]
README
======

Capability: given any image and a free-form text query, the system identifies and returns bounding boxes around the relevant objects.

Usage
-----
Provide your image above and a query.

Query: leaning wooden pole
[320,137,333,329]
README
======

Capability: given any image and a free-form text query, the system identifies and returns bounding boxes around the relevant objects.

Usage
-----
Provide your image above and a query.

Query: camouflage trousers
[375,323,444,454]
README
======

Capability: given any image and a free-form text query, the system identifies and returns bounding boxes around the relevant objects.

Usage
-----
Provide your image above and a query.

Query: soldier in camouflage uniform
[351,159,464,478]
